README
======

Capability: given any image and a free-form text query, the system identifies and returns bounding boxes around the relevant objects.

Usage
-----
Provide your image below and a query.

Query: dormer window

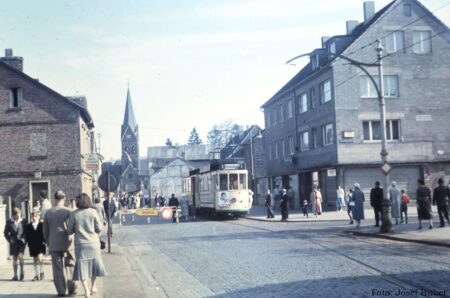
[329,42,336,55]
[311,54,319,70]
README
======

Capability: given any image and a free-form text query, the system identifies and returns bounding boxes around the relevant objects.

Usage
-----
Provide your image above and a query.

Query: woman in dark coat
[3,207,27,281]
[26,210,46,281]
[416,179,433,229]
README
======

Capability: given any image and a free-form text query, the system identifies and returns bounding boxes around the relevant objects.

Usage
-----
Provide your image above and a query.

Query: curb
[245,216,350,223]
[345,230,450,248]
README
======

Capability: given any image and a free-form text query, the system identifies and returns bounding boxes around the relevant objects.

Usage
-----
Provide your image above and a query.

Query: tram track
[226,219,450,298]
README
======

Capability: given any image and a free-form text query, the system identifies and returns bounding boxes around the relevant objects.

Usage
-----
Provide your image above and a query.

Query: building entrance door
[30,181,49,210]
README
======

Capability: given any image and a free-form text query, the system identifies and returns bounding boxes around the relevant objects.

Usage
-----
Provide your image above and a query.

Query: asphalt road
[103,216,450,298]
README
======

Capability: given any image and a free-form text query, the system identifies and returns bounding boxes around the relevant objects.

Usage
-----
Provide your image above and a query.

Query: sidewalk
[246,204,450,248]
[0,255,104,297]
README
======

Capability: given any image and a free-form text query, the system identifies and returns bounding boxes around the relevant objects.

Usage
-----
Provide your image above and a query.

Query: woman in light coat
[310,186,323,217]
[68,193,106,298]
[389,181,401,225]
[352,183,365,228]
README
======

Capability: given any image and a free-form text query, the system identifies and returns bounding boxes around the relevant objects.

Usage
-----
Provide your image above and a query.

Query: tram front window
[219,174,228,191]
[239,174,247,189]
[229,174,238,190]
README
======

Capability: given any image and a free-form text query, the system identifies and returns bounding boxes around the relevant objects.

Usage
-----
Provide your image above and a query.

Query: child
[302,200,309,218]
[3,207,27,281]
[26,211,46,281]
[400,190,410,224]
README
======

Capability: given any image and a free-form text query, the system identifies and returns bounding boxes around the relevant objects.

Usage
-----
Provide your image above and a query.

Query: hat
[354,183,360,189]
[391,181,397,187]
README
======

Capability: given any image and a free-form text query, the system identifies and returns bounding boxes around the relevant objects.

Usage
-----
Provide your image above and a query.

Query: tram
[183,162,251,218]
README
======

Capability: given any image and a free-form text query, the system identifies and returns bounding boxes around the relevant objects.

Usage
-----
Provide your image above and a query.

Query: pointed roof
[121,88,138,135]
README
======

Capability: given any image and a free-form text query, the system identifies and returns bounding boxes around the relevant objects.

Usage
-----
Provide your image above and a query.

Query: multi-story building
[0,49,96,213]
[261,0,450,208]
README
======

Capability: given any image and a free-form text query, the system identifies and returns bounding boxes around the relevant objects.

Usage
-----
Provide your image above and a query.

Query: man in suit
[168,194,179,223]
[103,192,117,236]
[43,190,76,297]
[370,181,384,227]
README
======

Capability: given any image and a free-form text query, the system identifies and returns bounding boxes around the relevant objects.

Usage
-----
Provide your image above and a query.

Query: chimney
[363,1,375,23]
[346,20,359,34]
[0,48,23,71]
[321,36,330,48]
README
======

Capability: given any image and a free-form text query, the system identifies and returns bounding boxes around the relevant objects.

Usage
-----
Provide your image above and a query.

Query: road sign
[380,161,392,176]
[135,208,159,216]
[98,170,119,192]
[86,163,99,170]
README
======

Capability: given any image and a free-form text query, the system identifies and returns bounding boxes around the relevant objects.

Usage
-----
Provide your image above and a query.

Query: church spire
[121,87,138,136]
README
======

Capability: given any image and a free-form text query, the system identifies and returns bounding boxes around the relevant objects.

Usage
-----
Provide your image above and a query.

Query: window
[329,42,336,55]
[272,109,277,126]
[220,174,228,191]
[299,93,308,113]
[413,31,431,54]
[229,174,238,190]
[320,80,332,103]
[403,4,412,16]
[310,87,316,109]
[212,174,218,191]
[312,128,318,149]
[274,141,279,159]
[10,88,23,108]
[267,144,272,160]
[287,100,293,119]
[266,111,271,128]
[385,31,404,53]
[288,135,295,154]
[239,174,247,190]
[363,120,400,141]
[300,131,309,151]
[279,104,284,122]
[311,54,319,70]
[360,75,399,98]
[322,123,334,146]
[281,139,286,157]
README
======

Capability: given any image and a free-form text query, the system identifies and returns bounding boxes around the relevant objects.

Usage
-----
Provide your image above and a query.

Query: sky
[0,0,449,161]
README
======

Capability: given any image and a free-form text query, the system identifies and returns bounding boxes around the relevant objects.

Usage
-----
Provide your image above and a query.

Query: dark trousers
[281,207,288,220]
[437,205,449,226]
[51,251,76,295]
[400,204,408,223]
[347,206,353,222]
[266,206,274,218]
[373,207,382,226]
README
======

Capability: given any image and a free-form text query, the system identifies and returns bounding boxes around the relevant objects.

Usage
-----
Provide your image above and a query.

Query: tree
[187,127,202,145]
[207,121,243,150]
[165,138,173,146]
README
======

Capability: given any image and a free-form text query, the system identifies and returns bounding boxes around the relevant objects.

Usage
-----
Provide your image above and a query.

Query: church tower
[121,88,139,173]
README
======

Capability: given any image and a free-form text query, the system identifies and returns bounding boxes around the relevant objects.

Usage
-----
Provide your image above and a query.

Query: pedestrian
[43,190,77,296]
[103,192,117,237]
[433,178,450,227]
[370,181,383,227]
[280,188,289,221]
[310,185,323,217]
[168,194,179,223]
[302,200,309,218]
[352,183,365,228]
[389,181,401,225]
[400,190,409,224]
[179,195,189,222]
[68,193,106,298]
[416,179,433,230]
[248,189,254,211]
[272,186,280,211]
[265,189,275,218]
[40,190,52,221]
[336,186,346,212]
[26,211,46,281]
[3,207,27,281]
[346,188,355,224]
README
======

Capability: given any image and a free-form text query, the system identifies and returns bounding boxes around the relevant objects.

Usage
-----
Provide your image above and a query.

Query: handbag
[100,239,106,250]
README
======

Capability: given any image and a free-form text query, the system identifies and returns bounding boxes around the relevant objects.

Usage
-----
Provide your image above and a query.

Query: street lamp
[249,128,262,198]
[286,39,393,233]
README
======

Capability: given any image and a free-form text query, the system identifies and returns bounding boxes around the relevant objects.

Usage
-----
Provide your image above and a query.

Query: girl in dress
[26,210,46,281]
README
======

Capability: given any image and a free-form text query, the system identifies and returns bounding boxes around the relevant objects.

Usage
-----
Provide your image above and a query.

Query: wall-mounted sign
[34,171,42,179]
[343,131,354,138]
[327,169,336,177]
